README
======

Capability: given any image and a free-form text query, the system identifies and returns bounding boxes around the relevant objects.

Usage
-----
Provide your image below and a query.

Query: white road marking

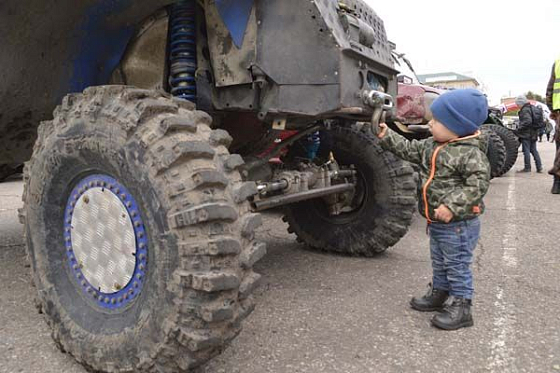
[487,178,518,372]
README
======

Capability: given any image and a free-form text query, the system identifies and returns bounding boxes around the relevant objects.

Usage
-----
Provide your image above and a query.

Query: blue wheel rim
[63,174,148,310]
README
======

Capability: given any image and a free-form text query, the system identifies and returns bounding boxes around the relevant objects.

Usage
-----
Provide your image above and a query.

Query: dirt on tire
[21,86,265,372]
[483,124,519,176]
[482,127,507,179]
[283,125,417,256]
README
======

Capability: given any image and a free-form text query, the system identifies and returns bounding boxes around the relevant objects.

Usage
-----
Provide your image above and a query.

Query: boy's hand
[434,204,453,223]
[377,122,388,138]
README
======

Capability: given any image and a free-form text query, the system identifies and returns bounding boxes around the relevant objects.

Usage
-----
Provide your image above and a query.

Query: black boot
[431,296,473,330]
[516,168,531,173]
[552,177,560,194]
[410,283,449,312]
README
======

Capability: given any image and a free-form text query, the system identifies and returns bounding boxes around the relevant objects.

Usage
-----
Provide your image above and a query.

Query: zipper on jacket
[422,144,446,224]
[422,131,481,224]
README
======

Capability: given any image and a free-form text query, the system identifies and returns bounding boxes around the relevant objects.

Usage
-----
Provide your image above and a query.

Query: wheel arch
[0,1,172,168]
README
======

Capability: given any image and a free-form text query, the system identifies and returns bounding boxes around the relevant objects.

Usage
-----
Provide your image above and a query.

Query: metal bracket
[272,117,287,130]
[362,90,394,111]
[360,90,395,137]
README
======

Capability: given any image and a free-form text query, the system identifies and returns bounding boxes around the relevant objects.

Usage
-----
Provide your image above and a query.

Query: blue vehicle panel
[215,0,254,48]
[69,0,136,93]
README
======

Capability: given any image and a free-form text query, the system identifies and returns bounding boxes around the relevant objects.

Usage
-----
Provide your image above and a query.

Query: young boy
[377,88,490,330]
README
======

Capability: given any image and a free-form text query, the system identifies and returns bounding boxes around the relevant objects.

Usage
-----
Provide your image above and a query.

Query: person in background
[546,58,560,194]
[514,95,543,173]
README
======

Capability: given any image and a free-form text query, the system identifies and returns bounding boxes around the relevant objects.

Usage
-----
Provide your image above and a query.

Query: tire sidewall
[484,124,519,176]
[483,127,507,178]
[285,125,415,254]
[26,118,176,362]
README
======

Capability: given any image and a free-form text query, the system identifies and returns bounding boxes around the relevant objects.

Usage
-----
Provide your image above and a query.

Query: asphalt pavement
[1,141,559,373]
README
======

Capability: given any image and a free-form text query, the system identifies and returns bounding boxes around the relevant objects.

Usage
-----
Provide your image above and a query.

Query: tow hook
[360,90,394,137]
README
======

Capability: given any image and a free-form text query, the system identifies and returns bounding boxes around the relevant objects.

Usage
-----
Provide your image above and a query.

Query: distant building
[417,72,480,90]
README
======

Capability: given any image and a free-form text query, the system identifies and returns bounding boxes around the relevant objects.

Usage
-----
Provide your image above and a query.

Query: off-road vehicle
[1,1,417,371]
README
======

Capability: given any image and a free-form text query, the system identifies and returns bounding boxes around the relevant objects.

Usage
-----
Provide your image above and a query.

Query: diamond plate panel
[71,188,136,293]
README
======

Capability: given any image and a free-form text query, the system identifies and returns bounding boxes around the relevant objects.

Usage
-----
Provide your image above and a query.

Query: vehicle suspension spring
[168,1,197,103]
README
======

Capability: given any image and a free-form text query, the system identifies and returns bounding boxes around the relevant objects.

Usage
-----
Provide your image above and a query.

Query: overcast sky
[367,0,560,105]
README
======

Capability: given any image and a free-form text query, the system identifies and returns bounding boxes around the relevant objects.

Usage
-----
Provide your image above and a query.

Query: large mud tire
[482,127,507,179]
[483,124,519,176]
[283,126,417,256]
[21,86,265,372]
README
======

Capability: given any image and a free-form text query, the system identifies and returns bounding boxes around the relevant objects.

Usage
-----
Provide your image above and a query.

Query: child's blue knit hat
[430,89,488,137]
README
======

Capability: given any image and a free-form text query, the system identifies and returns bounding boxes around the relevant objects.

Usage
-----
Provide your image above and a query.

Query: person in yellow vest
[546,58,560,194]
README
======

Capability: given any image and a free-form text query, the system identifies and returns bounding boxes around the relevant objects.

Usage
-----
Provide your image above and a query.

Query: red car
[390,52,518,177]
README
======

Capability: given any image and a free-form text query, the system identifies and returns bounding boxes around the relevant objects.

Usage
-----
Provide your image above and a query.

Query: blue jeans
[429,218,481,299]
[520,138,542,170]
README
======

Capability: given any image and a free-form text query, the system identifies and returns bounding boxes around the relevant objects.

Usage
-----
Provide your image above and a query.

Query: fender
[71,0,255,93]
[0,0,170,167]
[68,0,137,93]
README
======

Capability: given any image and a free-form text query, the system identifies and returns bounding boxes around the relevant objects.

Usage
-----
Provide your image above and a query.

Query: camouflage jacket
[379,129,490,223]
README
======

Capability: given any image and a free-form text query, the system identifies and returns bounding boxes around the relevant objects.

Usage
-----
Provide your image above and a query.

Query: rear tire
[283,126,417,256]
[22,86,265,372]
[483,124,519,176]
[481,127,506,179]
